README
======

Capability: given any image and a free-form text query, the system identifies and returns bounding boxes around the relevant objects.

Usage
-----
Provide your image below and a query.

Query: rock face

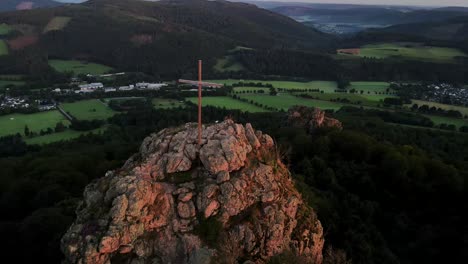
[288,106,342,133]
[61,120,324,264]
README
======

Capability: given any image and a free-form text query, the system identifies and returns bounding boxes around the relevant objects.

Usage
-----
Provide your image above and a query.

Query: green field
[359,43,467,62]
[49,60,113,75]
[298,92,396,106]
[424,115,468,128]
[0,40,8,56]
[152,98,185,109]
[239,94,345,111]
[0,23,12,35]
[408,100,468,116]
[0,111,70,137]
[348,82,392,93]
[61,99,116,120]
[210,80,338,92]
[0,80,25,88]
[25,127,105,145]
[212,79,392,94]
[187,96,267,112]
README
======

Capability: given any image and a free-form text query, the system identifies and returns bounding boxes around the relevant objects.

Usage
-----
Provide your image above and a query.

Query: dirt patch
[337,48,361,55]
[8,35,38,50]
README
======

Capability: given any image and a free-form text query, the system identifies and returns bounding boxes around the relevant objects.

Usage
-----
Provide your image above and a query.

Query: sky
[55,0,468,7]
[253,0,468,7]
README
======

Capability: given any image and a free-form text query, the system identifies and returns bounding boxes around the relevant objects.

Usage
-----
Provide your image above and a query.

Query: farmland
[187,96,267,112]
[0,111,70,137]
[25,127,105,145]
[0,40,8,55]
[49,60,113,75]
[152,98,185,109]
[239,94,345,111]
[425,115,468,128]
[357,43,467,62]
[0,24,12,35]
[210,80,338,92]
[233,87,270,93]
[408,100,468,116]
[61,99,116,120]
[0,80,25,88]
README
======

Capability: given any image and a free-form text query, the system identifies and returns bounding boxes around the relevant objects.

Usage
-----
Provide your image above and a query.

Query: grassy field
[348,82,392,93]
[25,127,105,145]
[61,99,116,120]
[187,96,267,112]
[0,23,12,35]
[424,115,468,128]
[210,80,338,92]
[0,40,8,56]
[0,111,70,137]
[297,92,396,106]
[49,59,113,75]
[0,80,25,88]
[239,94,345,111]
[152,98,185,109]
[408,100,468,116]
[359,43,467,62]
[43,17,71,33]
[212,79,391,93]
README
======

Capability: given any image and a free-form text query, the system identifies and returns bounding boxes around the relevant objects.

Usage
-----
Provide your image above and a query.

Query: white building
[105,87,117,93]
[119,85,135,91]
[79,82,104,91]
[135,82,167,90]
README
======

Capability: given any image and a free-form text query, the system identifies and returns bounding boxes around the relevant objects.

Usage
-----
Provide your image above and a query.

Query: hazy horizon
[55,0,468,8]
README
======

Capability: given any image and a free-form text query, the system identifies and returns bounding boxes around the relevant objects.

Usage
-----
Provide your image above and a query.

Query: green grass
[0,23,12,35]
[24,127,105,145]
[186,96,267,112]
[0,111,70,137]
[61,99,116,120]
[152,98,185,109]
[210,80,338,92]
[239,94,345,111]
[49,59,113,75]
[359,43,467,62]
[0,80,25,88]
[0,74,25,80]
[297,92,396,107]
[408,100,468,116]
[103,96,144,103]
[0,40,8,56]
[348,82,392,93]
[424,115,468,128]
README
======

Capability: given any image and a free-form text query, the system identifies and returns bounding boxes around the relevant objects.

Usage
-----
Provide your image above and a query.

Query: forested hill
[0,0,62,12]
[0,0,332,78]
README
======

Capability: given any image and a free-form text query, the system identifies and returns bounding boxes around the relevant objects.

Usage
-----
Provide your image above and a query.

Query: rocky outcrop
[288,106,342,133]
[61,120,324,264]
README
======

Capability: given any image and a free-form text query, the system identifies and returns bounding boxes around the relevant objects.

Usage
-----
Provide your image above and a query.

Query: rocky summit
[288,106,342,133]
[61,119,324,264]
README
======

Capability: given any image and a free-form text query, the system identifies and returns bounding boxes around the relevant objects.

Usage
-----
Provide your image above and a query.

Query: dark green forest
[0,104,465,263]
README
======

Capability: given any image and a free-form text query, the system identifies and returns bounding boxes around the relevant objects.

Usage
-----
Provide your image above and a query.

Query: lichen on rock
[61,119,324,264]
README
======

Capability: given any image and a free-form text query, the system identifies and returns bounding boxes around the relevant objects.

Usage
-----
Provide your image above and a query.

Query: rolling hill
[0,0,332,77]
[270,4,468,34]
[0,0,62,12]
